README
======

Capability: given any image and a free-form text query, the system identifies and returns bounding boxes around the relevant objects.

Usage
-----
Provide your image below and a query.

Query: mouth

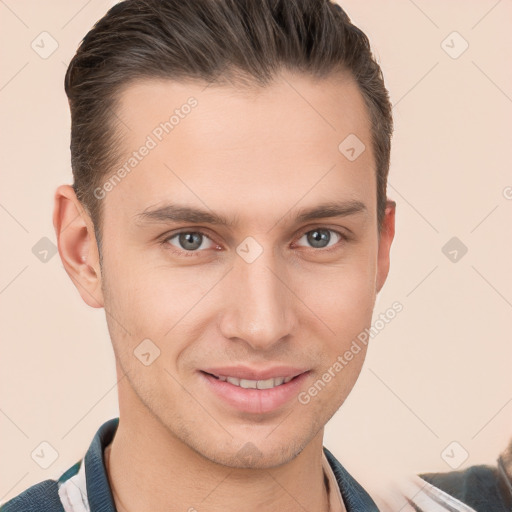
[201,371,299,389]
[198,369,310,414]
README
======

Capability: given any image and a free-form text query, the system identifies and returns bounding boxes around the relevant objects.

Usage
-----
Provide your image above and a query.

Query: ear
[53,184,104,308]
[376,199,396,294]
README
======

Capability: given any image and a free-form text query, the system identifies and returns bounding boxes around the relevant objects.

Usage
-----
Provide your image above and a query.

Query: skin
[53,69,395,512]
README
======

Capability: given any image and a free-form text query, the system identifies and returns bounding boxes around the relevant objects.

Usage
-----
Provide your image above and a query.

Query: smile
[207,373,295,389]
[199,370,310,414]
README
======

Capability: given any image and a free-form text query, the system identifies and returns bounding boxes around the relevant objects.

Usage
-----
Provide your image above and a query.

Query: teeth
[216,375,294,389]
[226,376,240,386]
[257,377,283,389]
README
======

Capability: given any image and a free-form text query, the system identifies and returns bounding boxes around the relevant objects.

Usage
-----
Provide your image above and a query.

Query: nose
[218,250,297,351]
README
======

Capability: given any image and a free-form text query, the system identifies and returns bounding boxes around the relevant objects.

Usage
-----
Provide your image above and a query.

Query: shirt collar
[83,417,118,512]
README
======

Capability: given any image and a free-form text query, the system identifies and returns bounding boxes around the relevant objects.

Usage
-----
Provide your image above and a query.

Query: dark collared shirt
[1,417,379,512]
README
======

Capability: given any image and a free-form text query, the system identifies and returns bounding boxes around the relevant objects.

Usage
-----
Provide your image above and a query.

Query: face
[60,70,394,469]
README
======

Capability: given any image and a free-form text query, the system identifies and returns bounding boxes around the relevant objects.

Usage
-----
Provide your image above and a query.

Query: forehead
[104,71,375,227]
[116,71,371,148]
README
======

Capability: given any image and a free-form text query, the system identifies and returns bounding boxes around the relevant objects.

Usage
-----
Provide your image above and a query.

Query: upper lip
[201,366,309,381]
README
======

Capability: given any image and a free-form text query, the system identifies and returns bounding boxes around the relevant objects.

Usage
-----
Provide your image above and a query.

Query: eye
[160,226,348,257]
[164,231,216,253]
[295,228,344,250]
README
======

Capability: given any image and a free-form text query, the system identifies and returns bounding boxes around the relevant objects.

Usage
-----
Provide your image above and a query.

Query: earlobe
[53,184,104,308]
[376,199,396,294]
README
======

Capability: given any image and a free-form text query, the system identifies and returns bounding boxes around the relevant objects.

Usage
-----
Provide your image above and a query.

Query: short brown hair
[65,0,393,251]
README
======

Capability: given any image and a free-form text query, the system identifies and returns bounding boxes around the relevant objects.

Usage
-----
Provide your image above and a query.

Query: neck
[104,417,330,512]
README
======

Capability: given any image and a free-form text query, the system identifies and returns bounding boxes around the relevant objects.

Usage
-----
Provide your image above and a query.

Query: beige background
[1,0,511,504]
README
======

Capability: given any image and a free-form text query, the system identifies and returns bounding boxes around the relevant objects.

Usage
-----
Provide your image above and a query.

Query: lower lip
[199,371,310,414]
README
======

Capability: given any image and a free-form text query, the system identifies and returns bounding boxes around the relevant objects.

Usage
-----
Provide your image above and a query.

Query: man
[1,1,396,510]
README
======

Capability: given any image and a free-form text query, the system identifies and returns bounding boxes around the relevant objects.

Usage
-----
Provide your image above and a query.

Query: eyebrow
[134,199,367,227]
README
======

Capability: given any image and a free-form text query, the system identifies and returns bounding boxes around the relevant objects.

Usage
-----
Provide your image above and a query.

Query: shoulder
[0,479,65,512]
[0,461,81,512]
[1,417,119,512]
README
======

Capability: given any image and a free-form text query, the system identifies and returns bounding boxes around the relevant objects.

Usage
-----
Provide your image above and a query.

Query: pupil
[307,229,330,248]
[179,232,202,250]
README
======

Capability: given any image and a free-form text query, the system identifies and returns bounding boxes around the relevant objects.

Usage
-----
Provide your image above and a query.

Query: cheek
[100,247,169,351]
[101,249,220,366]
[296,257,377,331]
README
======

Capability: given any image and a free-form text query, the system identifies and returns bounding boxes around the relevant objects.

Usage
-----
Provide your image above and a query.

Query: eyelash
[159,226,350,257]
